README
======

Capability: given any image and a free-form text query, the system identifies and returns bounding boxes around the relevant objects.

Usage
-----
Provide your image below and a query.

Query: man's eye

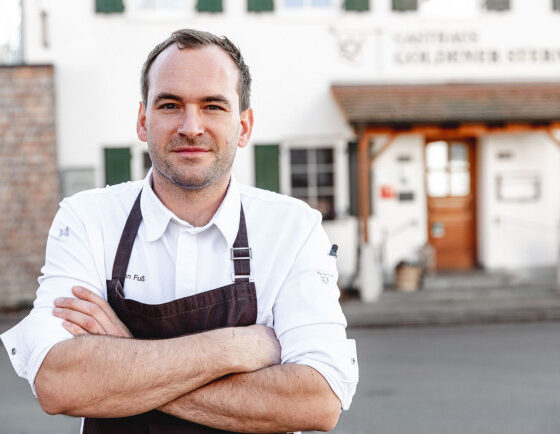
[160,103,178,110]
[205,105,223,111]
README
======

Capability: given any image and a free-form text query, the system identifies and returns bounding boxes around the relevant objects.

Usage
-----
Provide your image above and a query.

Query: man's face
[137,45,253,190]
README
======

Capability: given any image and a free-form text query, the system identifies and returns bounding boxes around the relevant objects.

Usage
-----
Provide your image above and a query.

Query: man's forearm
[35,327,273,418]
[160,364,341,433]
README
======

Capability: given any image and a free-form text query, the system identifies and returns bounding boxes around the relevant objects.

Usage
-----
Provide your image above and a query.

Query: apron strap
[111,191,143,286]
[110,189,250,285]
[232,206,251,283]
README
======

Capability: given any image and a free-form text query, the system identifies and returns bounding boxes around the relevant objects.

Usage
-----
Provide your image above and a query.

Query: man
[1,29,358,433]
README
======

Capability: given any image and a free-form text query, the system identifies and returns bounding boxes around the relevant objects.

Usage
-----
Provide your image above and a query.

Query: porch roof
[331,82,560,128]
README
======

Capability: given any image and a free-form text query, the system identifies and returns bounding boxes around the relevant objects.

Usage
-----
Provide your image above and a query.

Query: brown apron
[83,191,258,433]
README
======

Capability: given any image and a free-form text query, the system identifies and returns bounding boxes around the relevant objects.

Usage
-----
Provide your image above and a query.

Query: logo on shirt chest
[126,273,146,282]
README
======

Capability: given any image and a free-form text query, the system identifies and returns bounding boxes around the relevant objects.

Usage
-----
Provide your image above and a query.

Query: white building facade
[14,0,560,287]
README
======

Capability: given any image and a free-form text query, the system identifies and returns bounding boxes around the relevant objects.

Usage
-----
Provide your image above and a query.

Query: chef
[1,28,358,433]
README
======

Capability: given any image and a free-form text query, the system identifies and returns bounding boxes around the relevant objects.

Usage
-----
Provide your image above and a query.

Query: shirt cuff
[1,312,73,397]
[280,331,359,410]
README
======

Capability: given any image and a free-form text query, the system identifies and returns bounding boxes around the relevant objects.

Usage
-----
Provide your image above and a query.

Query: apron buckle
[231,247,252,260]
[232,272,253,282]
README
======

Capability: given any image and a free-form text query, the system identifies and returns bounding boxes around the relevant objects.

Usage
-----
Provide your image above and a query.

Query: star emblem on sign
[317,272,333,285]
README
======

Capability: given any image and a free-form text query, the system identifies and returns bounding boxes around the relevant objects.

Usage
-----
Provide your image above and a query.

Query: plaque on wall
[495,172,540,202]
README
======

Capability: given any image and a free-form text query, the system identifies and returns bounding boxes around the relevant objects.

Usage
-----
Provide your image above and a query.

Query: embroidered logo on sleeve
[59,226,70,237]
[317,271,334,285]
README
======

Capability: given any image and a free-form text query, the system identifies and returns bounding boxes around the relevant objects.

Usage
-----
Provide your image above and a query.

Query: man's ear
[237,108,254,149]
[136,101,148,143]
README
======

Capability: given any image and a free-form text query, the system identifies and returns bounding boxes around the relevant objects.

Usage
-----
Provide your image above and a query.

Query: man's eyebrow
[200,95,232,109]
[153,93,183,105]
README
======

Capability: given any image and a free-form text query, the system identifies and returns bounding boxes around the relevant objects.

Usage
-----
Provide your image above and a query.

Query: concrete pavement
[342,268,560,327]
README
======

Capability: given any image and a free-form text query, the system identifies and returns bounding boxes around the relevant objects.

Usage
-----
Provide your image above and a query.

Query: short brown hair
[141,29,251,111]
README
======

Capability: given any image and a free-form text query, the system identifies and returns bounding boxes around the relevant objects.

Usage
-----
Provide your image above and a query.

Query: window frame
[283,145,338,220]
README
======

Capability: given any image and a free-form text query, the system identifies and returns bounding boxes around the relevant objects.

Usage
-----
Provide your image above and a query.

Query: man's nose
[177,107,204,138]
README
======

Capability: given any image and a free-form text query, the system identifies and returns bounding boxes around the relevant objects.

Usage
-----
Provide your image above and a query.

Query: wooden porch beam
[547,129,560,149]
[363,122,560,138]
[358,132,372,244]
[369,133,398,167]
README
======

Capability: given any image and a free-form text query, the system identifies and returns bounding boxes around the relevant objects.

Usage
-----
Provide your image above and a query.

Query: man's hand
[52,287,281,371]
[53,286,132,338]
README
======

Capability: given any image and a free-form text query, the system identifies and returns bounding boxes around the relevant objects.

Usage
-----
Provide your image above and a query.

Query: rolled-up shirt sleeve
[0,199,104,396]
[273,211,359,410]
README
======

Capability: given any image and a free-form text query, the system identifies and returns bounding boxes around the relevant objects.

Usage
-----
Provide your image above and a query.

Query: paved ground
[331,323,560,434]
[2,314,560,434]
[342,285,560,327]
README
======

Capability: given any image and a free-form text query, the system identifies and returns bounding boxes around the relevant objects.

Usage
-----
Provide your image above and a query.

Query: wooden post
[358,132,371,243]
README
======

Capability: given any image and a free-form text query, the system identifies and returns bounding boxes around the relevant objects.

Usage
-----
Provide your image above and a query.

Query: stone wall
[0,65,59,308]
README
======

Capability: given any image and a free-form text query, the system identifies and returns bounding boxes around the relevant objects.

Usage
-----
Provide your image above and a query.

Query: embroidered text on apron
[83,190,258,433]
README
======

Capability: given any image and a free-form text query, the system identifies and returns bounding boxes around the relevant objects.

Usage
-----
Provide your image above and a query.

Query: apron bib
[83,191,257,433]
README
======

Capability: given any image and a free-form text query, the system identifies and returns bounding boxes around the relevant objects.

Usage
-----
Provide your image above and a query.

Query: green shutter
[104,148,131,186]
[248,0,274,12]
[392,0,417,11]
[254,144,280,193]
[197,0,223,12]
[95,0,124,13]
[485,0,510,11]
[344,0,369,12]
[348,141,372,216]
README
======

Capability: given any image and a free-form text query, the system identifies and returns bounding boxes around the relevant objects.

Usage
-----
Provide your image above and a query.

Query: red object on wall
[380,185,396,199]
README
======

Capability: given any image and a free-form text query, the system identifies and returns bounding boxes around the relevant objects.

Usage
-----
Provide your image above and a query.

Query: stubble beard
[148,134,237,191]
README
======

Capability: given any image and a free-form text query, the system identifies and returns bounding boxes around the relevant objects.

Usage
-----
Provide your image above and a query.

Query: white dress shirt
[1,171,359,413]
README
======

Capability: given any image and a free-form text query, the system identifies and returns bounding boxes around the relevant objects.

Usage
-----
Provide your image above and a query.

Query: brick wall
[0,65,59,308]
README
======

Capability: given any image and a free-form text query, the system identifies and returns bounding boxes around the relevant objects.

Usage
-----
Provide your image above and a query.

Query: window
[554,0,560,11]
[426,141,471,198]
[254,145,280,192]
[61,168,96,198]
[95,0,125,13]
[248,0,274,12]
[392,0,417,12]
[104,148,131,186]
[0,0,23,64]
[130,0,186,11]
[344,0,369,11]
[483,0,510,11]
[289,148,336,220]
[197,0,223,12]
[284,0,332,8]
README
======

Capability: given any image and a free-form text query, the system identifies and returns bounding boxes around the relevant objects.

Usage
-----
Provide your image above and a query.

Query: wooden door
[425,139,477,270]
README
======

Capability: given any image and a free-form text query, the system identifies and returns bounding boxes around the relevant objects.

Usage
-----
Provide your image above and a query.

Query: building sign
[382,24,560,78]
[392,30,560,66]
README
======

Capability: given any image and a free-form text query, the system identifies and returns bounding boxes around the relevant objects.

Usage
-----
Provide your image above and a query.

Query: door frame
[423,136,479,270]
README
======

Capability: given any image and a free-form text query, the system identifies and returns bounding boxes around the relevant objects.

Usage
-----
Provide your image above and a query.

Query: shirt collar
[140,169,241,248]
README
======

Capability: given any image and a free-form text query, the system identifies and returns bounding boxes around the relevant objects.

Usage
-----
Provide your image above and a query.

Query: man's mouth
[171,147,210,155]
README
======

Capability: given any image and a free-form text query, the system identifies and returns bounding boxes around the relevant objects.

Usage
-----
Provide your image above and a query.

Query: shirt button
[11,348,16,356]
[351,357,356,365]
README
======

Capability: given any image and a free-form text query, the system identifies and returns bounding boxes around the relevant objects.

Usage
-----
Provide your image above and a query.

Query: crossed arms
[35,287,341,432]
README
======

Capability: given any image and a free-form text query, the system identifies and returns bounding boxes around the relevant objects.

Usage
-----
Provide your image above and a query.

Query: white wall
[478,133,560,268]
[19,0,560,274]
[369,135,428,275]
